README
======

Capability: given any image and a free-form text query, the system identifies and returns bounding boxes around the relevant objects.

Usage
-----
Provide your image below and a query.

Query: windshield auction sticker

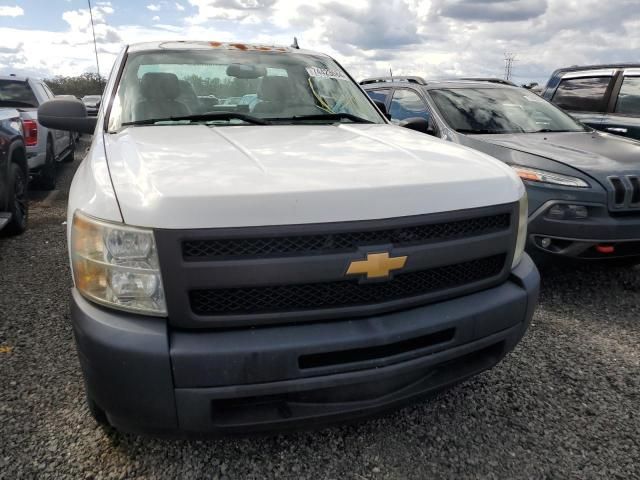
[306,66,349,80]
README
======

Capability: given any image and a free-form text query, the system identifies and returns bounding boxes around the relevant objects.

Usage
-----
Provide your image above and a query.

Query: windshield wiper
[269,113,375,124]
[0,100,36,108]
[122,111,270,127]
[530,128,577,133]
[456,128,503,134]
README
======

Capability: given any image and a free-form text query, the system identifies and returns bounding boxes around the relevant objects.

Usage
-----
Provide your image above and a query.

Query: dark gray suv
[361,77,640,264]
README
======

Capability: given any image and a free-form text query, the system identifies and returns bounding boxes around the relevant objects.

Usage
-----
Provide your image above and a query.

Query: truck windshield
[430,87,588,134]
[0,80,37,108]
[108,47,384,130]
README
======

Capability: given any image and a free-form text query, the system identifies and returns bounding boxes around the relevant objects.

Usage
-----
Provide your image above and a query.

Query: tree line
[44,72,106,98]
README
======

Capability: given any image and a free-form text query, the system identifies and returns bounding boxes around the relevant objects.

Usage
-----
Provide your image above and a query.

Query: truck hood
[104,123,523,229]
[470,130,640,180]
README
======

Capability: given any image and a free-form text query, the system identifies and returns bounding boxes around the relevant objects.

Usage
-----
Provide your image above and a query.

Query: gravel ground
[1,139,639,479]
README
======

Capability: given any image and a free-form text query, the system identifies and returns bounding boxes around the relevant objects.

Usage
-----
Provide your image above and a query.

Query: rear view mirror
[373,100,391,120]
[38,99,97,134]
[399,117,435,136]
[226,63,267,79]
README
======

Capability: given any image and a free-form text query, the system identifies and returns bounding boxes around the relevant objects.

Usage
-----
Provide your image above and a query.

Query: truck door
[550,70,615,131]
[599,69,640,140]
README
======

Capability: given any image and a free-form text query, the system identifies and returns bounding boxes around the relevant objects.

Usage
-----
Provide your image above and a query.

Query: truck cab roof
[126,40,324,58]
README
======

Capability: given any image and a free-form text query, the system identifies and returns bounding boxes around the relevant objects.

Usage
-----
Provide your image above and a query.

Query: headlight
[71,211,166,316]
[512,192,528,269]
[511,165,589,188]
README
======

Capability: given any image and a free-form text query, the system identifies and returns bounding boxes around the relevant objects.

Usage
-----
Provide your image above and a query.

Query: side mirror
[399,117,436,136]
[373,100,391,120]
[38,99,97,134]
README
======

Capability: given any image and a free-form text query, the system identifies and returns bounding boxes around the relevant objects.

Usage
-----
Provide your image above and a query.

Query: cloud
[186,0,278,23]
[0,5,24,17]
[152,15,160,20]
[435,0,548,22]
[147,3,161,11]
[1,0,640,87]
[315,0,421,53]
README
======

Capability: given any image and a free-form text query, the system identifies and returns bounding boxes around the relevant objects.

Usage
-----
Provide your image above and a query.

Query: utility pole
[504,53,517,81]
[87,0,101,80]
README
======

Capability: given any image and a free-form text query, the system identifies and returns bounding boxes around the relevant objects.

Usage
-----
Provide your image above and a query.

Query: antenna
[504,52,517,81]
[291,37,299,49]
[87,0,101,79]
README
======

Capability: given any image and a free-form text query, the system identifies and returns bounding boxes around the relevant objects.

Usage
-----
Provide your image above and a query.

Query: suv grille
[608,175,640,211]
[183,214,510,260]
[190,255,505,316]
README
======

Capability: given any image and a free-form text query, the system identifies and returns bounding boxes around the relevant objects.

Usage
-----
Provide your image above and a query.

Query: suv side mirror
[399,117,436,136]
[373,100,391,120]
[38,99,98,134]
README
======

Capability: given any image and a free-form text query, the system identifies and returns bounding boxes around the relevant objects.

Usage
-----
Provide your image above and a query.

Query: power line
[87,0,101,78]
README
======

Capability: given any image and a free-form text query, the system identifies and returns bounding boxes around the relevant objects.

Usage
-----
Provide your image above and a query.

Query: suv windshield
[430,87,588,134]
[108,47,384,130]
[0,80,37,108]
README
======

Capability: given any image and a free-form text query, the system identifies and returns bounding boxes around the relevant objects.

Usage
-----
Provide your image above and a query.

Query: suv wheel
[61,133,76,163]
[37,139,56,190]
[3,163,28,235]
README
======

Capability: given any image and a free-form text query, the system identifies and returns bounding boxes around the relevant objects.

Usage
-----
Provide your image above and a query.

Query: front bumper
[527,192,640,259]
[71,255,539,436]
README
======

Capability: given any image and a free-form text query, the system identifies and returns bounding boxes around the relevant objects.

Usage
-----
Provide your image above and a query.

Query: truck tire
[3,163,28,236]
[38,139,56,190]
[61,133,76,163]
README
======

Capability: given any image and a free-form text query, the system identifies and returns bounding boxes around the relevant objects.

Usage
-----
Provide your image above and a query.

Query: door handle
[606,127,628,133]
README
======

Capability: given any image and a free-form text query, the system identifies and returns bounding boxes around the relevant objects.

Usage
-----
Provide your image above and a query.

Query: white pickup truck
[38,40,539,436]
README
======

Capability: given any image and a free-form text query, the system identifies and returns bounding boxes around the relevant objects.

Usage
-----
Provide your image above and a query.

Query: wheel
[86,395,110,428]
[61,133,76,163]
[3,163,28,235]
[37,139,56,190]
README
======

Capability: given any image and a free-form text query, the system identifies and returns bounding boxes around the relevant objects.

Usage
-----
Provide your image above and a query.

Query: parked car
[542,64,640,141]
[0,75,75,190]
[361,77,640,263]
[37,40,538,436]
[0,108,27,234]
[81,95,102,116]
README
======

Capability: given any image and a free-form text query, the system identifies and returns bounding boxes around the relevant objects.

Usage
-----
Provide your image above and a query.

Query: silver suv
[0,75,75,190]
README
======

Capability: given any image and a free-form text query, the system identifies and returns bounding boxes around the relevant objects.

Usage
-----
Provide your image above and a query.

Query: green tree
[44,72,106,98]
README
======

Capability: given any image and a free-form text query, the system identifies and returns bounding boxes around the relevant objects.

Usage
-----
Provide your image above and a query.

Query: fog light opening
[546,204,589,220]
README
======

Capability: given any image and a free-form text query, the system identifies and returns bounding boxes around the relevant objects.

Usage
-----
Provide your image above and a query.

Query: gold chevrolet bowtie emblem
[346,252,408,280]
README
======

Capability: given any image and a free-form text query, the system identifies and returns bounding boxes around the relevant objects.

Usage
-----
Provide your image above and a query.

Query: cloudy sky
[0,0,638,85]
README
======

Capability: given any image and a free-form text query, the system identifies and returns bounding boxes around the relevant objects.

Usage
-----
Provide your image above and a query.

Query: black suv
[542,64,640,140]
[360,77,640,264]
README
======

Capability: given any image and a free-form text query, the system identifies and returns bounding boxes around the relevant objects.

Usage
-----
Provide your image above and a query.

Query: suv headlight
[511,165,589,188]
[512,193,528,269]
[71,211,167,316]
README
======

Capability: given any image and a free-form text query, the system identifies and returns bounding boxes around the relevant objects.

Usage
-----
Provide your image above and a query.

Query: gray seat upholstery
[177,80,202,114]
[134,72,190,121]
[252,76,292,115]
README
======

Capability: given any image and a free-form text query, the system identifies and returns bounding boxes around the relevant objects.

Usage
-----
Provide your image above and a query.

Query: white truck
[0,75,75,190]
[37,41,539,435]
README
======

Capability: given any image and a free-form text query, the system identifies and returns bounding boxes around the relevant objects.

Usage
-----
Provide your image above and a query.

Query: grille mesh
[190,254,506,316]
[183,214,510,260]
